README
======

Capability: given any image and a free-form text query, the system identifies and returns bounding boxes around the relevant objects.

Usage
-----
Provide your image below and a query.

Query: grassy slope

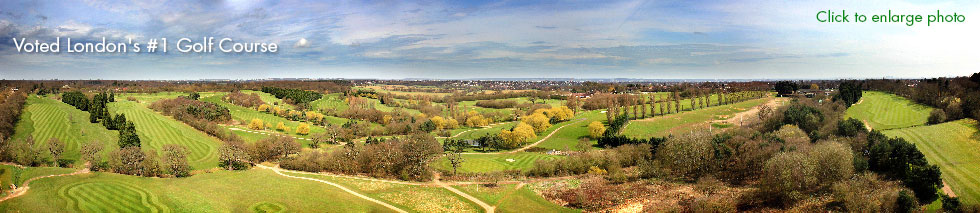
[108,101,221,169]
[452,184,578,213]
[0,165,77,188]
[287,172,483,213]
[883,119,980,205]
[846,91,932,130]
[0,169,393,212]
[622,98,769,139]
[11,96,119,161]
[534,110,605,151]
[435,152,563,173]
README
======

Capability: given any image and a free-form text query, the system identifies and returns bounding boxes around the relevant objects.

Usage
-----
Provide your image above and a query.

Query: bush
[781,104,824,137]
[831,173,904,212]
[587,121,605,138]
[248,119,264,130]
[654,132,718,180]
[759,151,816,206]
[928,109,947,124]
[836,118,867,137]
[896,190,918,213]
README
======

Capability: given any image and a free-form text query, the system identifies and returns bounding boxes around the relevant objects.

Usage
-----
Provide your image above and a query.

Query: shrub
[831,173,904,212]
[836,118,867,137]
[759,151,816,206]
[296,123,310,135]
[896,190,918,213]
[248,119,264,130]
[928,109,947,124]
[654,132,718,180]
[225,91,265,108]
[587,121,605,138]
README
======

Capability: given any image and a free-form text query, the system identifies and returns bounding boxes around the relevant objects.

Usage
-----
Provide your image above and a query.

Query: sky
[0,0,978,80]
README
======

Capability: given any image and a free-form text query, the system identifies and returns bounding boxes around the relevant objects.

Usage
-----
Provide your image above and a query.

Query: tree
[836,118,867,137]
[219,140,251,170]
[446,151,464,175]
[162,144,191,177]
[47,138,66,163]
[588,121,606,138]
[499,122,536,149]
[782,104,824,137]
[399,134,443,181]
[276,122,286,131]
[118,121,141,148]
[522,113,552,133]
[109,146,147,176]
[80,140,105,168]
[928,109,947,124]
[430,116,447,130]
[248,119,264,130]
[867,131,943,204]
[834,81,863,107]
[774,81,799,96]
[296,123,310,135]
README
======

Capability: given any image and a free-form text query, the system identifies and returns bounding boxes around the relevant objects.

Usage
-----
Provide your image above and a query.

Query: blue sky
[0,0,978,80]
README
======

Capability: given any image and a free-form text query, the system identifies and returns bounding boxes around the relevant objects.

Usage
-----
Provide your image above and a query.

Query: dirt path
[256,164,408,213]
[0,167,90,203]
[434,173,495,213]
[462,118,587,155]
[942,180,958,197]
[713,98,786,126]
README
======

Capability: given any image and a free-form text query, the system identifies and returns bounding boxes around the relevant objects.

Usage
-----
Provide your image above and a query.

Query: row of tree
[0,91,27,140]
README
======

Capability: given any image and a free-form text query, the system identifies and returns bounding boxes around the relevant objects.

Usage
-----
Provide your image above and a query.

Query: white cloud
[293,38,310,48]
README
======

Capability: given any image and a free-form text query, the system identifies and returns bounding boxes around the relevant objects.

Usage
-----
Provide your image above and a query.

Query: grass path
[255,164,408,213]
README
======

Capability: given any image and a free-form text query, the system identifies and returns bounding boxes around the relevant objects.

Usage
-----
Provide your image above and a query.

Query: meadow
[883,119,980,205]
[846,91,932,130]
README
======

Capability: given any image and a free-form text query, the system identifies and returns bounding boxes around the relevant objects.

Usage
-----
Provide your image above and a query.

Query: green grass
[310,93,349,112]
[0,169,395,212]
[623,98,770,138]
[241,90,293,110]
[435,152,564,173]
[108,100,221,169]
[534,110,605,151]
[452,184,578,213]
[0,165,77,188]
[883,119,980,205]
[286,172,483,213]
[11,96,119,161]
[116,92,186,104]
[846,91,932,130]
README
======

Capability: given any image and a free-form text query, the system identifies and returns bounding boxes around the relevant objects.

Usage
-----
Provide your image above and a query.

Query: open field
[11,96,118,161]
[846,91,932,130]
[108,101,221,169]
[452,183,578,213]
[883,119,980,205]
[286,171,483,212]
[622,98,771,138]
[435,152,563,173]
[0,165,77,188]
[0,169,394,212]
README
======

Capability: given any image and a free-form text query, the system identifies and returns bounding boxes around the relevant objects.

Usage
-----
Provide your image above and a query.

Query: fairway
[0,169,395,212]
[846,91,932,130]
[11,96,118,161]
[437,152,564,173]
[883,119,980,205]
[108,101,221,169]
